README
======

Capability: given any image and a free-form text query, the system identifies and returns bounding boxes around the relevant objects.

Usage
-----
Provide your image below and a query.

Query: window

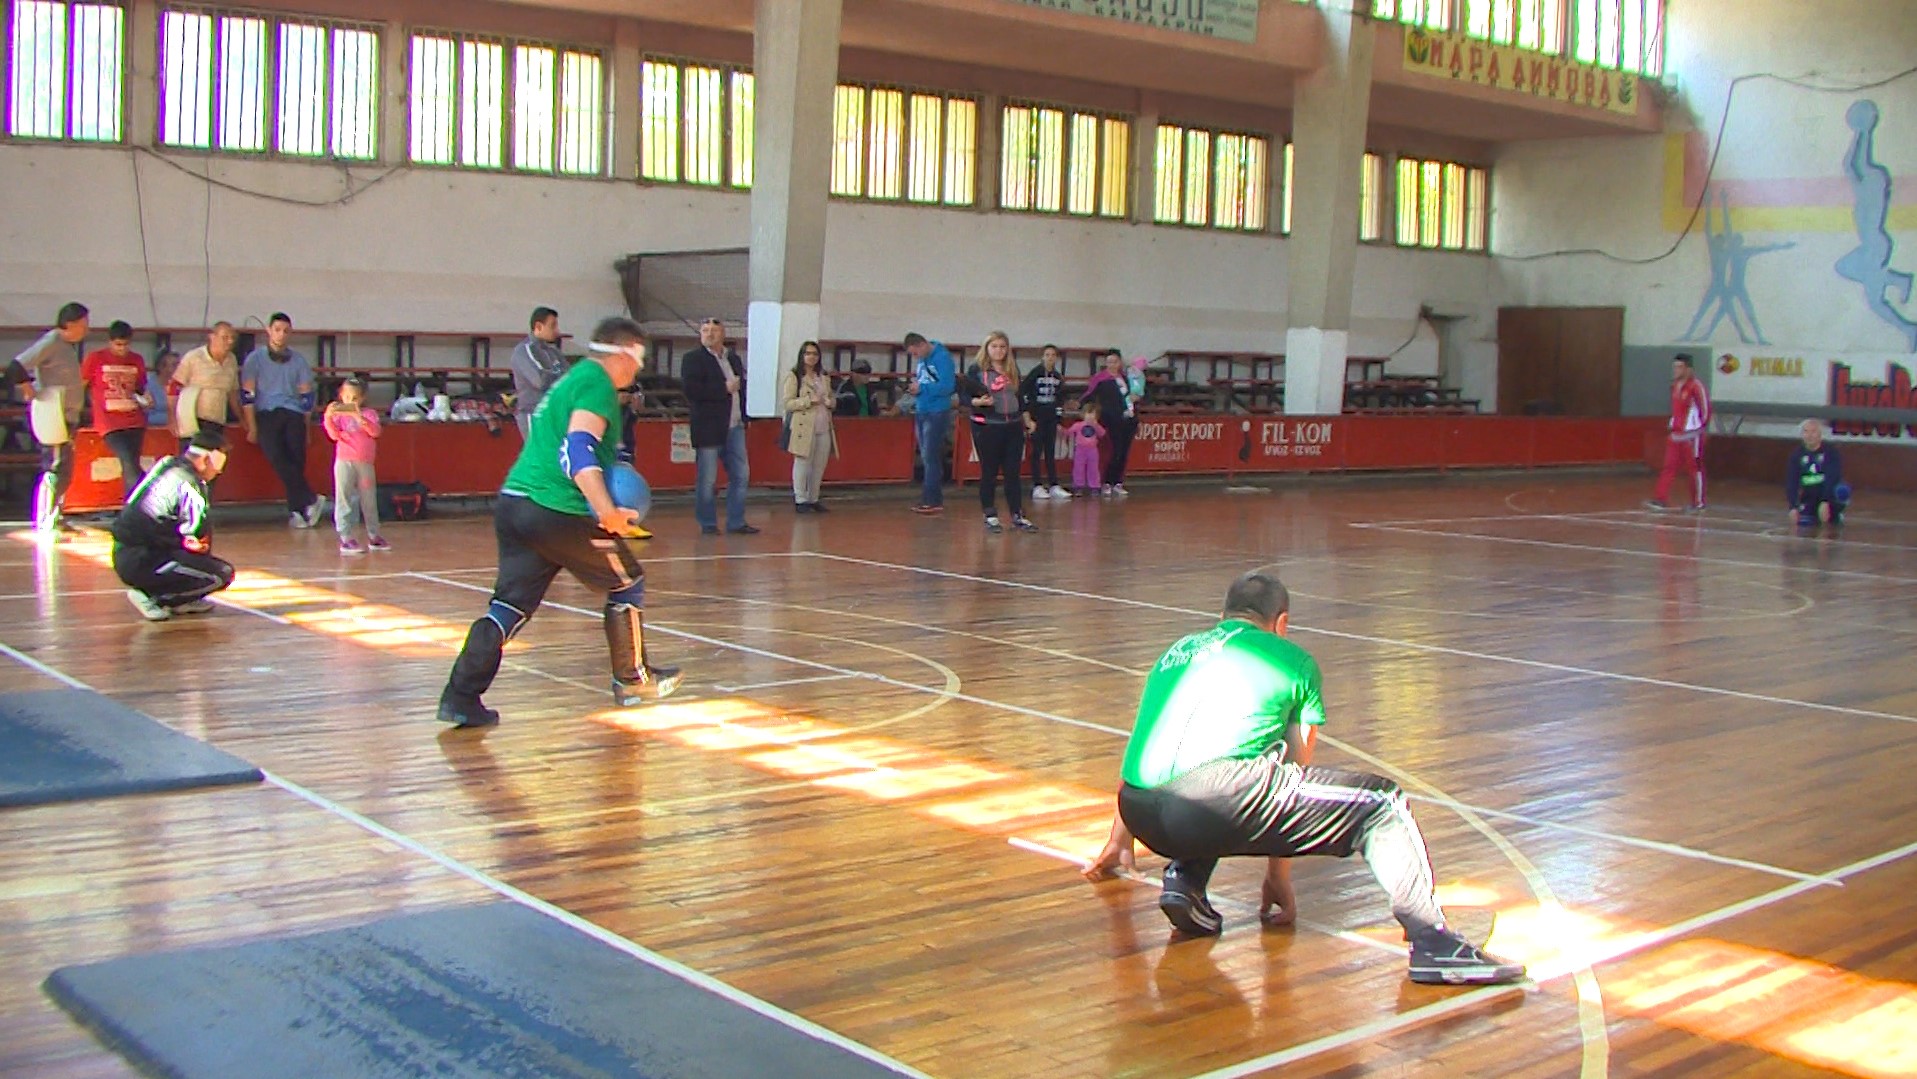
[1154,123,1268,231]
[830,83,976,205]
[1462,0,1565,53]
[1393,156,1489,251]
[409,31,603,173]
[159,8,376,157]
[1280,146,1386,241]
[1370,0,1452,31]
[1001,102,1128,217]
[7,0,123,141]
[639,57,752,187]
[1574,0,1663,76]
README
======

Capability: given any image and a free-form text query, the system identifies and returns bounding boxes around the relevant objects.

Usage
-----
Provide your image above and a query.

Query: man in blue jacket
[903,332,956,514]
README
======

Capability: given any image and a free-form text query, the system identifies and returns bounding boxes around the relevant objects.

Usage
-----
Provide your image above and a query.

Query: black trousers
[1104,415,1137,486]
[974,423,1025,516]
[1118,756,1446,938]
[446,495,646,700]
[112,543,235,606]
[256,409,316,514]
[102,428,146,497]
[1028,416,1060,488]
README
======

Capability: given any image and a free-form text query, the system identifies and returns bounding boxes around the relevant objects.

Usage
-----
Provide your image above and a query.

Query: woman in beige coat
[781,340,836,513]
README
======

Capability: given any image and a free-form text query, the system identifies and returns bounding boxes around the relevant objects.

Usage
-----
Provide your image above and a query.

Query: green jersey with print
[502,359,618,516]
[1120,619,1327,789]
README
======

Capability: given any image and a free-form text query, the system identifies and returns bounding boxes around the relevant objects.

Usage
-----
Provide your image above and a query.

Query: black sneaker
[436,691,500,729]
[1012,514,1038,533]
[613,666,684,706]
[730,524,761,535]
[1408,930,1526,985]
[984,515,1003,533]
[1158,867,1223,937]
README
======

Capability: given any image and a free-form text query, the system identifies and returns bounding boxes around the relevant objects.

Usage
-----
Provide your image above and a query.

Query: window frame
[829,79,978,208]
[1153,119,1272,233]
[408,27,607,175]
[4,0,129,143]
[1391,152,1491,253]
[637,54,752,189]
[999,97,1130,220]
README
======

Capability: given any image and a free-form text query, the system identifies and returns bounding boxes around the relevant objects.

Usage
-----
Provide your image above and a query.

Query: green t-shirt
[1119,619,1327,790]
[502,359,619,516]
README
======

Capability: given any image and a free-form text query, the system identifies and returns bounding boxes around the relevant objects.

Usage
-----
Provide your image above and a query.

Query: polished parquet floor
[3,471,1915,1078]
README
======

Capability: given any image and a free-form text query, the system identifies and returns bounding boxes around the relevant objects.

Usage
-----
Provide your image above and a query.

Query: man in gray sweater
[11,301,91,536]
[510,306,566,439]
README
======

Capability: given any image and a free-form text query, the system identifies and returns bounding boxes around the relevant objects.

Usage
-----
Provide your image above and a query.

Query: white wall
[2,141,1484,393]
[1493,0,1917,361]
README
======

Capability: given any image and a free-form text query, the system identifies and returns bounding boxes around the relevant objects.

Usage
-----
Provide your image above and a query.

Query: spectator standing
[171,323,243,449]
[81,320,154,497]
[322,378,389,554]
[964,331,1037,533]
[782,341,836,514]
[903,332,956,514]
[1067,404,1105,496]
[1023,344,1068,499]
[834,360,895,416]
[511,306,566,440]
[242,312,326,528]
[1081,349,1135,496]
[12,301,89,535]
[681,317,756,535]
[146,350,180,427]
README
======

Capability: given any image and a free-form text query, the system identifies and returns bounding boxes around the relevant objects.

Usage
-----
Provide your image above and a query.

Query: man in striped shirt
[111,430,235,622]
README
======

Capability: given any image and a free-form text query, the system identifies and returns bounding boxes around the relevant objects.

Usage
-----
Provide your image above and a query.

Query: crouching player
[112,430,235,621]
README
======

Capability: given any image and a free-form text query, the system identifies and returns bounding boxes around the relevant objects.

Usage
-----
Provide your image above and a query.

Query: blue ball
[1834,483,1852,504]
[607,463,651,522]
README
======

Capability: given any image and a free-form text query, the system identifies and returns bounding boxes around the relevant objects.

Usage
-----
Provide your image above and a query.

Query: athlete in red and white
[1648,354,1710,511]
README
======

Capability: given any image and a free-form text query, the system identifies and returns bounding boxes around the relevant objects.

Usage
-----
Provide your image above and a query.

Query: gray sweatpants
[333,459,381,537]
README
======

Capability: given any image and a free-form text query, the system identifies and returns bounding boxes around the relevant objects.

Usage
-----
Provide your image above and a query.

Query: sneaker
[701,525,721,535]
[367,535,392,552]
[1158,866,1223,937]
[303,496,329,528]
[127,590,170,622]
[1643,499,1672,512]
[290,512,307,528]
[1112,484,1130,497]
[1051,485,1073,499]
[613,666,684,706]
[1031,485,1053,500]
[339,537,365,556]
[809,501,829,513]
[729,523,760,535]
[627,523,653,539]
[912,504,944,516]
[1408,930,1527,986]
[984,514,1003,533]
[1686,503,1707,514]
[1101,484,1115,497]
[1012,515,1039,533]
[172,599,215,615]
[436,691,500,729]
[794,502,815,514]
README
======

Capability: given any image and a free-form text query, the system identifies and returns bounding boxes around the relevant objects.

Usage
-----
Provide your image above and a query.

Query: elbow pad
[561,429,602,478]
[239,388,256,406]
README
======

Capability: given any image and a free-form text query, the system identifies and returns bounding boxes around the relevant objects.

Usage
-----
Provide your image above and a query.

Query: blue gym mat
[45,901,925,1079]
[0,689,261,808]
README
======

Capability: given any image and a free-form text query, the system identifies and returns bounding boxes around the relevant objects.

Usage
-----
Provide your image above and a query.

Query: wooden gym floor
[2,471,1914,1078]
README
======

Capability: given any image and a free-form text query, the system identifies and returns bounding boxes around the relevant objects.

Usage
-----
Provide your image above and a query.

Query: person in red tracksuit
[1647,354,1711,512]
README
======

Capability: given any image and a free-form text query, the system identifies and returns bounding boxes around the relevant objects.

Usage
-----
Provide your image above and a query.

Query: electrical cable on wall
[1500,64,1917,264]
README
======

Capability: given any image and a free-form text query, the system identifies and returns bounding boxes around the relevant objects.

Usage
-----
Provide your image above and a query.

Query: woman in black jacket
[964,331,1037,533]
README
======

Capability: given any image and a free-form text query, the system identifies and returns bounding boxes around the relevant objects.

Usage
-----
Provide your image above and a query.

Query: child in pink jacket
[1066,404,1106,496]
[322,378,387,554]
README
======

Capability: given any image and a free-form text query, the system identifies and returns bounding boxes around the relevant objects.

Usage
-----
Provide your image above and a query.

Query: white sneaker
[173,599,215,615]
[1101,484,1115,496]
[303,496,329,528]
[1113,484,1130,497]
[290,512,307,528]
[127,590,170,622]
[1051,485,1072,499]
[1031,485,1053,500]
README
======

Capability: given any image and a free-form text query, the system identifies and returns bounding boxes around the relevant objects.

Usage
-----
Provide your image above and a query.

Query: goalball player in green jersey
[1085,571,1524,987]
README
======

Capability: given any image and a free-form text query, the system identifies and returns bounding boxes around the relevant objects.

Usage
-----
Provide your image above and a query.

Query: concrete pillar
[126,0,158,147]
[1283,11,1374,415]
[745,0,842,417]
[379,20,408,164]
[611,22,641,180]
[977,94,1001,210]
[1131,103,1157,225]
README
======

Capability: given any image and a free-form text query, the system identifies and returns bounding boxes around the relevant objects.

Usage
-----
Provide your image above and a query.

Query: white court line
[1006,836,1411,958]
[1502,513,1917,554]
[808,551,1917,726]
[714,673,860,693]
[0,568,496,603]
[407,570,1826,885]
[1185,834,1917,1079]
[1351,521,1917,585]
[1353,511,1629,528]
[0,640,931,1079]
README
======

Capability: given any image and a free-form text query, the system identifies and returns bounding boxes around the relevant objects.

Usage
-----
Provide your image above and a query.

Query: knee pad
[484,598,531,640]
[608,576,645,611]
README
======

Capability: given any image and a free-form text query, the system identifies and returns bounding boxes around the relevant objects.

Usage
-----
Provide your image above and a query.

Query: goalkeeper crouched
[112,430,235,622]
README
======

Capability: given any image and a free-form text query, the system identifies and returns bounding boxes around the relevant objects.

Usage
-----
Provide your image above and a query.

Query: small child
[322,378,388,554]
[1067,405,1105,496]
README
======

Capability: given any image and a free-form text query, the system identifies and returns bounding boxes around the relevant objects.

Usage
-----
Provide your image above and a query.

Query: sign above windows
[1009,0,1259,43]
[1403,28,1640,117]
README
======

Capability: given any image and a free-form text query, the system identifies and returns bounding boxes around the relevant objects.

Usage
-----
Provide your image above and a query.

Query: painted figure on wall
[1682,189,1795,345]
[1835,100,1917,352]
